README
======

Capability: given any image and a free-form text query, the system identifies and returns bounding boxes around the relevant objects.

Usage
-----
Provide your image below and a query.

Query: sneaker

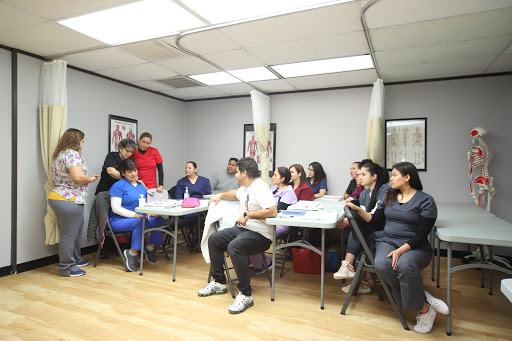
[253,262,272,275]
[198,281,227,297]
[342,281,371,294]
[425,291,449,315]
[76,259,89,267]
[69,268,86,277]
[144,246,156,264]
[333,260,355,280]
[123,249,138,272]
[228,292,254,314]
[414,304,437,334]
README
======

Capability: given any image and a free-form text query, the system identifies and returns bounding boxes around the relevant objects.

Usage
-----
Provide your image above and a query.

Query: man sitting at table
[210,157,239,194]
[198,157,277,314]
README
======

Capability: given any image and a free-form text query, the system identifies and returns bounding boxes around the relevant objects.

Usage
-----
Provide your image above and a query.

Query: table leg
[431,228,435,281]
[271,226,276,302]
[489,245,493,295]
[479,245,485,288]
[437,234,441,288]
[320,229,325,310]
[173,217,178,282]
[140,214,146,276]
[447,242,452,336]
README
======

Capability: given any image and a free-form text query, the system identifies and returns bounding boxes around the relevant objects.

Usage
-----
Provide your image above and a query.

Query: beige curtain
[366,78,384,165]
[250,90,271,187]
[39,60,68,245]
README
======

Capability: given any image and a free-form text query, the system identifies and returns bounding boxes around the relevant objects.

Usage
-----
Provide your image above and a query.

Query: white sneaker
[342,281,371,294]
[425,290,449,315]
[333,260,355,280]
[228,292,254,314]
[414,304,437,334]
[198,281,227,297]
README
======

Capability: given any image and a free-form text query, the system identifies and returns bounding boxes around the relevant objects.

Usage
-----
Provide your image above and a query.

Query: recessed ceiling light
[58,0,206,45]
[271,55,374,78]
[189,72,242,85]
[228,67,278,82]
[180,0,354,24]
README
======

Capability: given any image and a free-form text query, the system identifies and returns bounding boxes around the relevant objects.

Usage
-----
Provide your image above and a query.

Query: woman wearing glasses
[306,161,328,199]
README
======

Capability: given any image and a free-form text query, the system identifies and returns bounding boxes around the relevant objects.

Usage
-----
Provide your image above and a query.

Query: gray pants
[374,241,431,311]
[48,199,85,276]
[209,226,272,296]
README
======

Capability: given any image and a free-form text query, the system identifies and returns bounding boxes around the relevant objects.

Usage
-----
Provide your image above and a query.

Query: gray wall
[0,49,11,268]
[14,53,187,265]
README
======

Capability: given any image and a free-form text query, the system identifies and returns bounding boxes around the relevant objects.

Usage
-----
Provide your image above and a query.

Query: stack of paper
[302,211,338,221]
[321,195,343,201]
[144,200,178,209]
[288,201,321,211]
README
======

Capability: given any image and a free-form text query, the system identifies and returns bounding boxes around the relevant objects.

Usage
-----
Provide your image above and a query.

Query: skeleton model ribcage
[468,139,494,209]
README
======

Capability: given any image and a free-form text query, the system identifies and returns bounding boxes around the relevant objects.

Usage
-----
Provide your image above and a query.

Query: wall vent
[120,39,188,61]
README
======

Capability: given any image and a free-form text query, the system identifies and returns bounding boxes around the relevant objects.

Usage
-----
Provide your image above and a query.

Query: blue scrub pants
[110,216,165,250]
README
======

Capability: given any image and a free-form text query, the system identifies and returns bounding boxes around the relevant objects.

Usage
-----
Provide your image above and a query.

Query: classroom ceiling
[0,0,511,101]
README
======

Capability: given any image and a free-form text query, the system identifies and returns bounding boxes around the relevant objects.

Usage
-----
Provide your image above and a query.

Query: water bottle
[184,187,190,199]
[138,194,146,207]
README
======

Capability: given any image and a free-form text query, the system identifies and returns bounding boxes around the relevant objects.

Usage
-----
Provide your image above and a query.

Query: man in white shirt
[210,157,239,194]
[198,158,277,314]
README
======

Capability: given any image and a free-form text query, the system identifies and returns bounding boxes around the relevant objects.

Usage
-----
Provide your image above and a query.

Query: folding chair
[340,207,410,330]
[93,220,131,272]
[207,222,272,298]
[265,232,290,278]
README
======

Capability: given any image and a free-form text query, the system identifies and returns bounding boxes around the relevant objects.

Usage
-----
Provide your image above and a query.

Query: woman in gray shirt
[347,162,449,334]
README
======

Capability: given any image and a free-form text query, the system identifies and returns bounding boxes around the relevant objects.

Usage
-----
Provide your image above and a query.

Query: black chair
[340,207,410,330]
[265,232,290,278]
[93,220,131,272]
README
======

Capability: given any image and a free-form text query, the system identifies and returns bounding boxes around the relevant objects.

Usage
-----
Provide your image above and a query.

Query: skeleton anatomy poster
[385,118,427,171]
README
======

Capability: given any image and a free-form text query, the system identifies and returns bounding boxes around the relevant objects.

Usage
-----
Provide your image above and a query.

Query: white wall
[15,53,187,264]
[185,88,370,194]
[0,49,12,268]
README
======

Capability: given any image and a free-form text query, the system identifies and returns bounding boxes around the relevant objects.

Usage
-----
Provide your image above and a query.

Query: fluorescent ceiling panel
[180,0,354,24]
[272,55,373,78]
[189,72,242,85]
[228,67,278,82]
[58,0,205,45]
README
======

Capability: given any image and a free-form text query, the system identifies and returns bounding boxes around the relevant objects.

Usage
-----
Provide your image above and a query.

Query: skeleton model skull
[467,127,495,211]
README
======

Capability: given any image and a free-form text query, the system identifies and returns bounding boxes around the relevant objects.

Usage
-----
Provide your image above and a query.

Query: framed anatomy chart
[109,115,138,152]
[243,123,276,176]
[385,118,427,171]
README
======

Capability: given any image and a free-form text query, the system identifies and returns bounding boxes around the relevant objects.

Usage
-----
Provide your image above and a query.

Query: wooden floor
[1,246,511,341]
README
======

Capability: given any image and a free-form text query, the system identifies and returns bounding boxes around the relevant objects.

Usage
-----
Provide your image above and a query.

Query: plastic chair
[340,207,410,330]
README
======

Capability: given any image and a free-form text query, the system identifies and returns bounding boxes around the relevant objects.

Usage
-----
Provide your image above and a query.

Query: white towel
[201,200,241,263]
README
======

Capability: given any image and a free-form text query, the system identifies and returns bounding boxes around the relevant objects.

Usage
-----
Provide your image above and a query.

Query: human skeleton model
[467,127,495,211]
[412,126,423,165]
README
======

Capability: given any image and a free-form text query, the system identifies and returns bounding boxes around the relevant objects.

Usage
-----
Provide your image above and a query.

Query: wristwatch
[243,212,248,219]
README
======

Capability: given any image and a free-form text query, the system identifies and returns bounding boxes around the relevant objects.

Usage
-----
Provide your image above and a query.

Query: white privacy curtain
[366,78,384,165]
[39,60,68,245]
[250,90,271,187]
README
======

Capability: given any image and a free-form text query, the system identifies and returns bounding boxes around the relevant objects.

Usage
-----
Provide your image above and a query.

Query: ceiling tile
[487,54,512,70]
[375,35,512,68]
[160,86,226,100]
[96,63,178,82]
[0,21,106,56]
[250,79,296,92]
[0,2,47,34]
[210,83,253,95]
[285,69,378,89]
[379,56,495,81]
[371,7,512,52]
[175,29,240,55]
[131,80,173,92]
[119,39,188,62]
[219,1,363,48]
[63,47,146,71]
[204,49,264,69]
[504,42,512,54]
[156,56,220,75]
[366,0,512,29]
[3,0,138,20]
[247,31,369,65]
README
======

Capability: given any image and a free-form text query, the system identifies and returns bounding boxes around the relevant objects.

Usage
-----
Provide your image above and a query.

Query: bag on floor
[291,247,328,274]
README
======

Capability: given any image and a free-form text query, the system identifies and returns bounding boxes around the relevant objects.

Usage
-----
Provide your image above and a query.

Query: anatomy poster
[109,115,138,152]
[385,118,427,171]
[243,124,276,176]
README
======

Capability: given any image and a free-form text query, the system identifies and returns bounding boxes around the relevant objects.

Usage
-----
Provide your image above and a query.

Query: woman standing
[289,164,315,201]
[131,132,164,192]
[48,128,99,277]
[109,158,166,272]
[347,162,448,334]
[306,161,327,199]
[95,138,137,194]
[175,161,212,199]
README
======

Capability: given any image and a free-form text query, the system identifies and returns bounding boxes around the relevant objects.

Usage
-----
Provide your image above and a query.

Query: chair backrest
[344,206,376,267]
[169,186,176,199]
